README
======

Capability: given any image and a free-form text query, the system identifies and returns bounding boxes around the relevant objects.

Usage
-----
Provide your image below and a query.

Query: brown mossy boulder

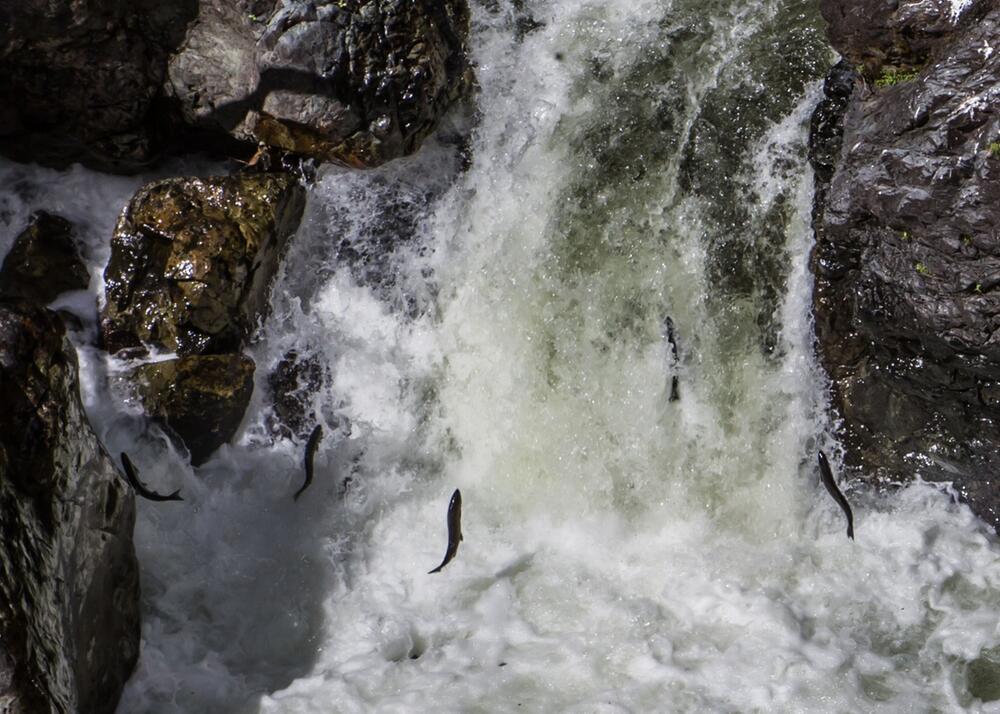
[130,354,256,465]
[0,300,140,714]
[101,173,305,356]
[0,211,89,304]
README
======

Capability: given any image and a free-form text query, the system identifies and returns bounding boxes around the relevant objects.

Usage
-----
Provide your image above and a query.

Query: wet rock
[0,300,140,713]
[130,354,256,465]
[0,211,89,304]
[268,349,324,439]
[165,0,471,167]
[811,3,1000,529]
[0,0,197,172]
[101,173,305,356]
[820,0,991,74]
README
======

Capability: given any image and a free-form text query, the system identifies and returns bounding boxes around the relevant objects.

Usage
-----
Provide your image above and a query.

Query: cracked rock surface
[0,301,140,714]
[166,0,471,167]
[812,0,1000,529]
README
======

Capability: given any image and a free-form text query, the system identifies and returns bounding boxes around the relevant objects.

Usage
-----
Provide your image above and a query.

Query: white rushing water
[3,0,1000,711]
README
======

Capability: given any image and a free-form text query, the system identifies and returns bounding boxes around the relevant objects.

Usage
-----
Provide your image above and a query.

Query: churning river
[2,0,1000,711]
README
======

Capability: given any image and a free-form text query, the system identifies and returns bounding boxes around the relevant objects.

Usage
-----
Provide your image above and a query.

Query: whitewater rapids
[2,0,999,711]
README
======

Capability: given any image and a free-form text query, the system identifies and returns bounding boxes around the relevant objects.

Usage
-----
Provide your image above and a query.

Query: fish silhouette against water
[818,450,854,540]
[429,489,463,574]
[664,316,680,402]
[120,452,183,502]
[293,424,324,501]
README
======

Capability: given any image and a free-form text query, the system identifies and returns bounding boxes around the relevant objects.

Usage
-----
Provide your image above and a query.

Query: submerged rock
[0,211,89,304]
[130,354,256,465]
[166,0,471,167]
[101,173,305,356]
[268,349,325,439]
[812,0,1000,529]
[0,301,140,713]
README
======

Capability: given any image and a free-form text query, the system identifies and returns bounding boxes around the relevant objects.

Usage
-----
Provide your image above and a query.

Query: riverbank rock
[130,354,256,466]
[0,212,89,304]
[101,173,305,356]
[0,301,140,713]
[165,0,471,167]
[0,0,196,172]
[811,0,1000,529]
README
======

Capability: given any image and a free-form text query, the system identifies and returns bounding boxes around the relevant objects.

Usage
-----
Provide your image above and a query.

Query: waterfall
[2,0,999,711]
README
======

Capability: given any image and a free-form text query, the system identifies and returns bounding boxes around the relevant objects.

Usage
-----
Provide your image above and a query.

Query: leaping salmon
[818,450,854,540]
[293,424,324,501]
[429,489,463,574]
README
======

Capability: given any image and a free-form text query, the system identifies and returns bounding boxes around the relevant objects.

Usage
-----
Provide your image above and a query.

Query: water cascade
[2,0,999,711]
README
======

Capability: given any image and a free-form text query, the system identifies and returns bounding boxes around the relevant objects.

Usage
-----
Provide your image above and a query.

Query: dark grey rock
[130,354,256,466]
[0,300,140,714]
[165,0,471,167]
[101,173,305,356]
[812,2,1000,529]
[0,0,196,172]
[0,212,89,304]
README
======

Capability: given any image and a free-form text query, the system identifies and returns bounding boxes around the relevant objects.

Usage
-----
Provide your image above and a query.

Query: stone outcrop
[0,0,196,172]
[102,172,304,463]
[130,354,256,465]
[0,212,89,304]
[0,301,140,713]
[811,0,1000,529]
[166,0,471,167]
[101,173,305,356]
[0,0,470,171]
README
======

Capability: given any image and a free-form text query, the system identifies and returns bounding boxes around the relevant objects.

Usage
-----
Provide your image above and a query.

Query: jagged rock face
[166,0,471,167]
[0,0,196,172]
[101,173,305,356]
[0,212,89,304]
[129,354,256,466]
[820,0,994,73]
[0,301,140,714]
[812,0,1000,529]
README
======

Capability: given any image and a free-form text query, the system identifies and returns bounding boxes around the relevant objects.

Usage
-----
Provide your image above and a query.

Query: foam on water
[2,0,1000,712]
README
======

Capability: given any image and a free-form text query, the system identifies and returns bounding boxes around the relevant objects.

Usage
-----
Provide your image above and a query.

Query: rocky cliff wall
[812,0,1000,529]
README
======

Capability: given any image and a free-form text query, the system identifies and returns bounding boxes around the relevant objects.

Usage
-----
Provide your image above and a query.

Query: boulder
[165,0,471,167]
[0,212,89,304]
[130,354,256,465]
[0,300,140,713]
[101,173,305,356]
[820,0,991,74]
[811,1,1000,529]
[0,0,196,172]
[267,349,324,439]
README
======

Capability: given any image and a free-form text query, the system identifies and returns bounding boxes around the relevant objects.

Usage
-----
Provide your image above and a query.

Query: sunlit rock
[0,301,139,714]
[129,354,256,465]
[101,173,305,356]
[165,0,471,167]
[812,0,1000,529]
[0,211,89,304]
